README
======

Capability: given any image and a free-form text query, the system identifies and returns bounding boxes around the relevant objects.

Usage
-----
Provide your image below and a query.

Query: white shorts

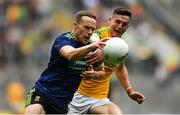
[68,92,110,114]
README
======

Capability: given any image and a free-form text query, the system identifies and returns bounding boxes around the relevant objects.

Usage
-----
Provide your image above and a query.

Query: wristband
[126,87,133,95]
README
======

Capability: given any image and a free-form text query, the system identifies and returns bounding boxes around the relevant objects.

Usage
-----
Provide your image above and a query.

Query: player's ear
[126,24,129,30]
[73,21,78,28]
[126,23,129,28]
[108,16,112,24]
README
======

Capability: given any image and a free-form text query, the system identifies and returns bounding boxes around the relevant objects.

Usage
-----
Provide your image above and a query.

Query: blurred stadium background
[0,0,179,114]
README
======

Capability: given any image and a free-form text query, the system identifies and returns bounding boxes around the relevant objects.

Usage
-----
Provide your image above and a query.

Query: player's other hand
[126,88,145,104]
[86,38,109,65]
[85,48,103,65]
[81,65,95,80]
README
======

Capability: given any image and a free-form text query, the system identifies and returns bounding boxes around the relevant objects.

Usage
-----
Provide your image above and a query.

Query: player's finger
[139,95,146,100]
[81,74,86,80]
[100,38,109,42]
[86,57,99,65]
[85,52,96,59]
[88,65,93,71]
[86,55,98,62]
[138,101,142,104]
[81,75,90,80]
[137,98,144,104]
[97,42,106,49]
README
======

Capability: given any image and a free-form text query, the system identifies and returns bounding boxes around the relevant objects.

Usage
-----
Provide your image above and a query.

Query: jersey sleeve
[53,37,72,52]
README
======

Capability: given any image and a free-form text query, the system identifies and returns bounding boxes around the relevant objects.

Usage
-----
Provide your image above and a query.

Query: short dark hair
[113,7,132,18]
[74,10,97,22]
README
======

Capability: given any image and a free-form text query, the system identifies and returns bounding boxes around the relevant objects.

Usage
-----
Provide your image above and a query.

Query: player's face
[108,15,130,37]
[74,16,96,45]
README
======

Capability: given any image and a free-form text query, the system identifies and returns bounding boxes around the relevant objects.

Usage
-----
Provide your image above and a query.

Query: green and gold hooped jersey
[78,27,118,98]
[96,27,112,39]
[88,27,112,43]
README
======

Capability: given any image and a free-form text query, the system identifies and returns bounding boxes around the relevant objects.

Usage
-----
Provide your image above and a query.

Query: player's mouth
[87,36,91,39]
[112,29,122,36]
[84,36,90,43]
[115,29,122,34]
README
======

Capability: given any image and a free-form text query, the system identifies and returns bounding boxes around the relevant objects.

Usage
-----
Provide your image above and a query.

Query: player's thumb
[88,65,93,71]
[101,38,109,42]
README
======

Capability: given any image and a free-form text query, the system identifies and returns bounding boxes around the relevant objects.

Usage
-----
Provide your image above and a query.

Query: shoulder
[56,32,72,40]
[54,32,74,43]
[52,32,75,50]
[96,27,109,33]
[95,27,111,39]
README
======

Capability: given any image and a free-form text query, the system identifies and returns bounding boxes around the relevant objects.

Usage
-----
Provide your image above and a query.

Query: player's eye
[85,26,95,31]
[122,22,128,27]
[85,26,90,30]
[115,20,121,24]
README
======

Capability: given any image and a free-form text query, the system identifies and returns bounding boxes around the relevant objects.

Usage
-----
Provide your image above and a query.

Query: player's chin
[112,32,120,37]
[82,40,89,45]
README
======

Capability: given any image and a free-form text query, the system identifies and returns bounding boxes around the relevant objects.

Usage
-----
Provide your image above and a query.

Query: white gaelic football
[103,37,128,67]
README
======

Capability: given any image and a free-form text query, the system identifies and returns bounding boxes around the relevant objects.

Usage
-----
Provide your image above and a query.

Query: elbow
[59,49,76,61]
[63,53,75,61]
[66,55,75,61]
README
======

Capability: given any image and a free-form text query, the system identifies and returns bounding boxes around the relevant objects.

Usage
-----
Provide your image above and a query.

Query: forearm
[60,38,107,61]
[115,64,132,91]
[115,64,145,104]
[69,44,94,60]
[60,44,94,61]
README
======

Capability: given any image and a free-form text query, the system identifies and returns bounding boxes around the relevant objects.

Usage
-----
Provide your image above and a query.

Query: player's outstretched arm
[59,39,107,61]
[115,63,145,104]
[126,87,145,104]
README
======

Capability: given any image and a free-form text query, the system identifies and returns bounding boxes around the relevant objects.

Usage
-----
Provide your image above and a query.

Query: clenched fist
[126,87,145,104]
